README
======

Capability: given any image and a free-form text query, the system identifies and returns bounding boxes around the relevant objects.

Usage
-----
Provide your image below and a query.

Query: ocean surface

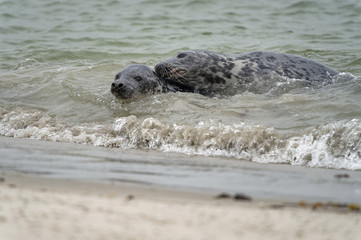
[1,0,361,173]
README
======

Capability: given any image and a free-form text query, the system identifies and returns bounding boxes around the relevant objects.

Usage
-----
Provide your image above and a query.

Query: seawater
[1,0,361,170]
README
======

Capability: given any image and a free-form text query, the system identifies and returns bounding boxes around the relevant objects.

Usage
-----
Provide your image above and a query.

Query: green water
[1,0,361,169]
[2,0,361,70]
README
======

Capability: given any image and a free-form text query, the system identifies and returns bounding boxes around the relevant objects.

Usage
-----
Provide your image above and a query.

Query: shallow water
[2,136,361,203]
[1,0,361,170]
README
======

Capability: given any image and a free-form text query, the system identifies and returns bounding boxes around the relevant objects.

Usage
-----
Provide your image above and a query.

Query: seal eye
[134,76,142,81]
[177,53,186,58]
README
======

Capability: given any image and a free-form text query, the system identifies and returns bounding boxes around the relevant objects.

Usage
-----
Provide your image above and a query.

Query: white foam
[279,119,361,170]
[1,107,360,170]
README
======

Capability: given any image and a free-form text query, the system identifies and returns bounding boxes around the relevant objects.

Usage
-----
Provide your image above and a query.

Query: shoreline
[2,136,361,205]
[1,172,361,240]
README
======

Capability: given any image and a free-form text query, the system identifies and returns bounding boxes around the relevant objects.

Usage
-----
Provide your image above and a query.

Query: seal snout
[154,63,167,77]
[112,82,124,89]
[111,81,130,99]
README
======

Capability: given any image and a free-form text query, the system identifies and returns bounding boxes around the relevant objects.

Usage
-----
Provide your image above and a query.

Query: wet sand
[0,173,360,240]
[2,136,361,204]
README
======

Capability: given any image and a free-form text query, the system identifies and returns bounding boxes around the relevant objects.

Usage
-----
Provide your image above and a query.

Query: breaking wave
[1,107,360,170]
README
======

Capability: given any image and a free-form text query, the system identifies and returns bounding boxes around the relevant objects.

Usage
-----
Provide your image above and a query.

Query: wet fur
[111,64,191,99]
[111,65,163,99]
[154,50,339,96]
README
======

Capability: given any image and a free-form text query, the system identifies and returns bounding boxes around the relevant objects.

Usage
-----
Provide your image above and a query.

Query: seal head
[154,50,232,94]
[111,64,163,99]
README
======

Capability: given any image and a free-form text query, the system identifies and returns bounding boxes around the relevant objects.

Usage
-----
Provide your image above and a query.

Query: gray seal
[154,50,339,96]
[111,64,188,99]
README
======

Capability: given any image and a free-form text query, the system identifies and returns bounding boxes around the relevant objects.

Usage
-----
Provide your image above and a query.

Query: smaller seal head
[111,64,163,99]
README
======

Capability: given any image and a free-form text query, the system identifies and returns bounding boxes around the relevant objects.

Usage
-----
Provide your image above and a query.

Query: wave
[1,107,360,170]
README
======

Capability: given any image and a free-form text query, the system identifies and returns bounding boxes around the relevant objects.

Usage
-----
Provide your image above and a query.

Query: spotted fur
[154,50,339,96]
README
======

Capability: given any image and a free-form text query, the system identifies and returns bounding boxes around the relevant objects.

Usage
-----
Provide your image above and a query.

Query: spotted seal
[111,64,189,99]
[154,50,339,96]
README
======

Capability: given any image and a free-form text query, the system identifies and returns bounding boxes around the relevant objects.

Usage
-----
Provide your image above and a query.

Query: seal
[111,64,163,99]
[110,64,189,99]
[154,50,339,96]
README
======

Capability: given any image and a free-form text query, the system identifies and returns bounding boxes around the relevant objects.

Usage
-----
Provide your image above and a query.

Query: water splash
[1,107,360,170]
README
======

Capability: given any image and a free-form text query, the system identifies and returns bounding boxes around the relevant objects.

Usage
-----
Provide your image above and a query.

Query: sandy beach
[1,1,361,239]
[0,173,360,240]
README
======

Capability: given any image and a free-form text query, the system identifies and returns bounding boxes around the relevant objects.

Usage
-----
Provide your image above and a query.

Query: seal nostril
[112,82,124,89]
[155,64,171,77]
